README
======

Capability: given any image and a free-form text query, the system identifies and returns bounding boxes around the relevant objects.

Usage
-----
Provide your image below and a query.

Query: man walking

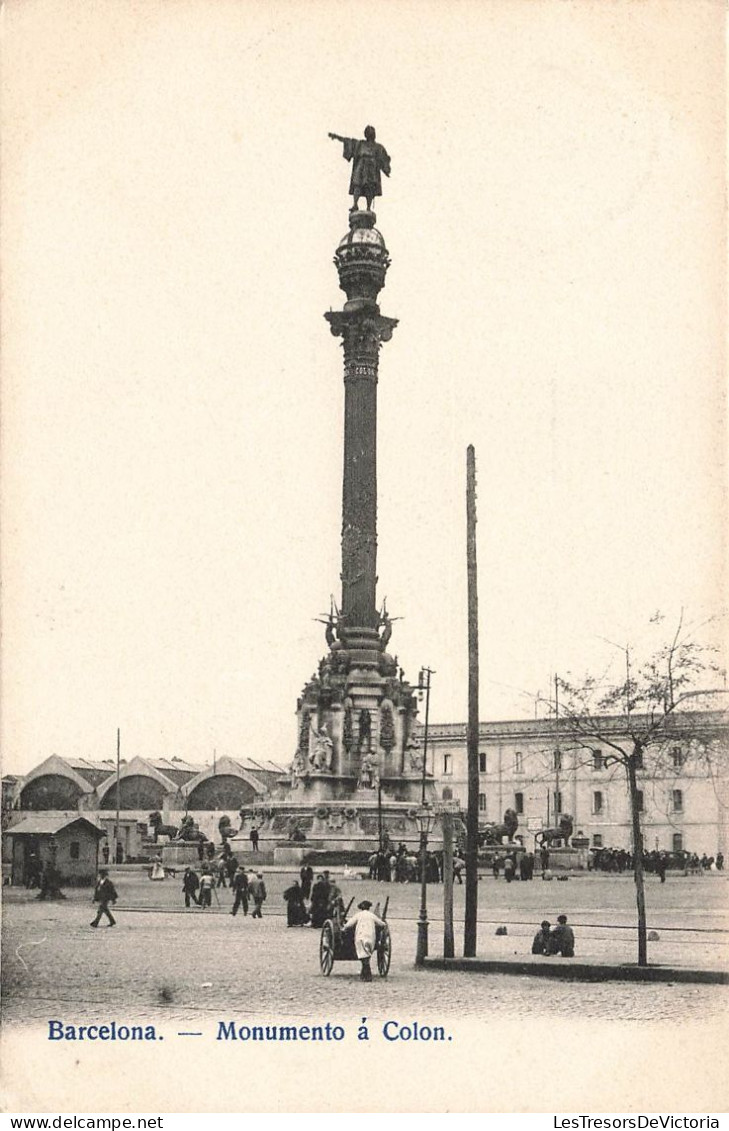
[300,863,314,899]
[182,866,200,908]
[198,868,214,909]
[249,827,260,853]
[249,872,267,919]
[91,868,117,928]
[225,853,238,884]
[230,865,249,917]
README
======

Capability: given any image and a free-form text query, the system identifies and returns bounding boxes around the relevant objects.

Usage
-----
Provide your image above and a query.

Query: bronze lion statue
[535,813,573,848]
[478,808,519,847]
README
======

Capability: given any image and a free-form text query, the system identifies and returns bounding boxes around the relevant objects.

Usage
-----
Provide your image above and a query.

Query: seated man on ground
[531,920,552,955]
[549,913,575,957]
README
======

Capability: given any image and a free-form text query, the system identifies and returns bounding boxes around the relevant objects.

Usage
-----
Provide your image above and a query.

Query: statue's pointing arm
[328,132,357,163]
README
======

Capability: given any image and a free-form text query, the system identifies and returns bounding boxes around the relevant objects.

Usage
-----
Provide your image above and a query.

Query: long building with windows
[421,710,729,857]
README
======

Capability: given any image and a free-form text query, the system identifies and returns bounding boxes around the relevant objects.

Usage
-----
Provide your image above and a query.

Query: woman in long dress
[309,875,329,928]
[150,855,165,881]
[283,880,309,927]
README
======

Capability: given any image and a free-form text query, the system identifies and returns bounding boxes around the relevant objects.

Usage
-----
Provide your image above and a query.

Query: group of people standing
[368,843,451,884]
[181,864,267,918]
[180,861,349,928]
[22,853,66,901]
[304,868,346,928]
[492,850,536,882]
[590,847,724,877]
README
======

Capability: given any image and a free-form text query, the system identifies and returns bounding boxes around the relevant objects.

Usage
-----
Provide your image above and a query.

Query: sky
[2,0,726,776]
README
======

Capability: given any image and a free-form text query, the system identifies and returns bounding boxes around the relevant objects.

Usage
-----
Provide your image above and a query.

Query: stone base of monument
[222,849,275,866]
[160,843,205,868]
[274,846,306,866]
[232,792,445,860]
[478,842,526,867]
[542,846,585,871]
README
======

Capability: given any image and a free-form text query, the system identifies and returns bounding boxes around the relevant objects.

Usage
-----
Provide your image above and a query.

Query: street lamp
[417,667,435,805]
[415,803,436,966]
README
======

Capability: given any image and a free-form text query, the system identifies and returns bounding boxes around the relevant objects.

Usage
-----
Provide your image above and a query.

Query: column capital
[325,307,398,352]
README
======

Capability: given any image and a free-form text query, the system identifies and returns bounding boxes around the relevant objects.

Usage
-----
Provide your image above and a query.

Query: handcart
[319,896,391,977]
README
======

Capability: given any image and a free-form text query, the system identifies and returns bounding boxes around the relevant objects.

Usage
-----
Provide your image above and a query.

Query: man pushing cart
[319,897,391,981]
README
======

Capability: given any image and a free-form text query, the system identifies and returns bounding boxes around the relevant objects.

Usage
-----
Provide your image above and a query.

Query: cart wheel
[377,923,391,977]
[320,920,335,976]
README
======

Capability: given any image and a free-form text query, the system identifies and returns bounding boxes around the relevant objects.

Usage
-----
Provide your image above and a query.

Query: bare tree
[551,613,726,966]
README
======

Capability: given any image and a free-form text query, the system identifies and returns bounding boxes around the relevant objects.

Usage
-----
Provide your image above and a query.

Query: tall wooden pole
[442,809,455,959]
[554,674,561,817]
[464,445,479,957]
[114,727,121,865]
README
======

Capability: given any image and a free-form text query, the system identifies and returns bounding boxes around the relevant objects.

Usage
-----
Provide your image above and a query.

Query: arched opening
[20,775,84,811]
[99,775,167,810]
[186,775,258,811]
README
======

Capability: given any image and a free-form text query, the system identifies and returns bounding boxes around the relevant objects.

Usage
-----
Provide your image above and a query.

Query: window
[672,746,684,769]
[478,793,486,812]
[479,752,486,774]
[592,749,603,771]
[672,833,683,853]
[553,791,562,815]
[636,790,644,813]
[592,791,603,815]
[514,751,523,774]
[443,754,452,775]
[553,749,562,771]
[671,789,683,813]
[69,841,80,860]
[514,792,524,815]
[592,834,603,848]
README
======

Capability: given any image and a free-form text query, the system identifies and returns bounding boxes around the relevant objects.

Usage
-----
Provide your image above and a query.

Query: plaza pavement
[2,869,728,1028]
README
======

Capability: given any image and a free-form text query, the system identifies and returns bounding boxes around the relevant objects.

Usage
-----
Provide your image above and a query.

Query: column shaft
[342,341,378,629]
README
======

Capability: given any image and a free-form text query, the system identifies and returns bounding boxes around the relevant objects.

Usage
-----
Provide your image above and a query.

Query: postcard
[1,0,727,1115]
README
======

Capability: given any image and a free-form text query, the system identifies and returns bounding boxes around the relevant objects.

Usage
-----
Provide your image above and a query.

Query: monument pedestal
[273,846,307,866]
[542,846,583,871]
[478,841,526,868]
[160,843,204,868]
[233,791,443,861]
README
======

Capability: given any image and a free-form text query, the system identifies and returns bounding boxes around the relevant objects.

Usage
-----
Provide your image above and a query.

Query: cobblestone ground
[3,871,728,1027]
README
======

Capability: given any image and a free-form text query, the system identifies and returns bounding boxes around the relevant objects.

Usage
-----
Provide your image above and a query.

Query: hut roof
[7,814,105,838]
